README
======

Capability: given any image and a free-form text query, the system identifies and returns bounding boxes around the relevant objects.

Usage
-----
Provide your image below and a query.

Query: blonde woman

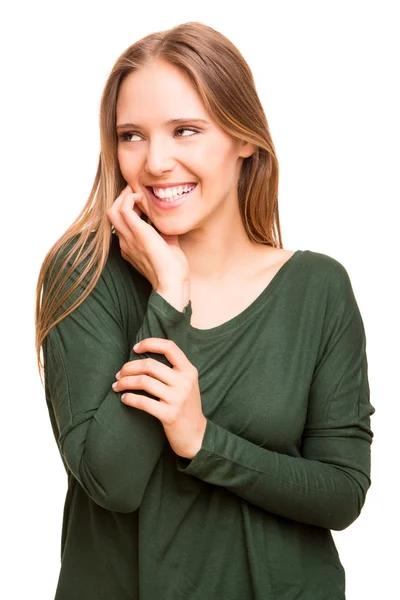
[35,21,375,600]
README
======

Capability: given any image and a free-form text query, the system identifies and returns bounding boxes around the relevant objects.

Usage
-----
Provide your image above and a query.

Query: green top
[43,233,374,600]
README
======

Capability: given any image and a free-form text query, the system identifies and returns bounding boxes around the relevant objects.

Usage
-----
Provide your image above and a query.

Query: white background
[1,1,398,598]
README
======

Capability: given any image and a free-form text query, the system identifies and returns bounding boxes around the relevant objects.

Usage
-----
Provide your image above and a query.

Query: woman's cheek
[117,160,130,181]
[117,148,134,179]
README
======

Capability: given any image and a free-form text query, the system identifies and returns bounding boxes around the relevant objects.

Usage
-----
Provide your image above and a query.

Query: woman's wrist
[155,279,191,312]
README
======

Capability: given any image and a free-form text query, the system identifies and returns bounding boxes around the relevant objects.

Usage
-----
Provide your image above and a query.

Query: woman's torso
[49,237,350,599]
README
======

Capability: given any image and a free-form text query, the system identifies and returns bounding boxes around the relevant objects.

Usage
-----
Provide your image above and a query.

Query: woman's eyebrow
[116,118,210,130]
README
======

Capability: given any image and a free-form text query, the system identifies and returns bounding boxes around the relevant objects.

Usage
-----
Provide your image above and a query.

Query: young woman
[35,21,375,600]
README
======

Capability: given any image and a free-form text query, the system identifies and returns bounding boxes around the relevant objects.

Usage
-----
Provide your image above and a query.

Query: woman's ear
[239,141,256,159]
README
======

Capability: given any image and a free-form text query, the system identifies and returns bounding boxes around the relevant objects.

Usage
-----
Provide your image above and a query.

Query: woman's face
[115,60,254,235]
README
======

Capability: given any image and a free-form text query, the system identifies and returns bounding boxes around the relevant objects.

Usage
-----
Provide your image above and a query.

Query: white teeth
[153,184,196,199]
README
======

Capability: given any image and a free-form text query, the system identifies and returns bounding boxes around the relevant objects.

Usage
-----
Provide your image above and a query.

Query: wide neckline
[188,249,305,339]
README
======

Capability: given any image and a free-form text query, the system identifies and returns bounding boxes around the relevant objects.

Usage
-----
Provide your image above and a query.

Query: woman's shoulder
[46,230,149,298]
[294,247,352,283]
[294,248,358,312]
[264,245,349,276]
[44,231,152,326]
[51,231,138,276]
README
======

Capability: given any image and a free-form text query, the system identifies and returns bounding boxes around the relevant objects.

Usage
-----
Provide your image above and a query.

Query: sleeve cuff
[148,289,192,322]
[176,418,217,474]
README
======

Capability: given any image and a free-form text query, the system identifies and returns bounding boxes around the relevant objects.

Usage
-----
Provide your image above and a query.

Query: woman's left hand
[112,338,207,459]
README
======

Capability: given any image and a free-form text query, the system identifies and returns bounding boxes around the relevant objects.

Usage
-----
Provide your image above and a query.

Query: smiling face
[115,60,254,236]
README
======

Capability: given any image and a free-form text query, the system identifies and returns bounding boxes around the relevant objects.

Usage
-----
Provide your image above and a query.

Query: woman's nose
[144,138,175,175]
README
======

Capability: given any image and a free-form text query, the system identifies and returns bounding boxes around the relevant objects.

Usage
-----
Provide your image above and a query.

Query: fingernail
[112,382,118,389]
[133,343,140,351]
[115,371,121,379]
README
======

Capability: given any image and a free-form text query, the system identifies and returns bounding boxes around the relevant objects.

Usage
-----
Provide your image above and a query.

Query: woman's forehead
[116,64,207,126]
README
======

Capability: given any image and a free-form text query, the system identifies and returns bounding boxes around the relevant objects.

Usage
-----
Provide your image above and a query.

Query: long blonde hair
[35,21,283,381]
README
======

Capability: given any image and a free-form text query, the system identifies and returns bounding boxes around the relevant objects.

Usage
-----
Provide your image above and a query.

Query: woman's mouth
[146,183,198,210]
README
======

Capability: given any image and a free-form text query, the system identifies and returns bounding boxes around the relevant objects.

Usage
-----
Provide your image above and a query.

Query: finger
[118,358,176,385]
[124,186,145,218]
[107,185,140,222]
[108,188,142,239]
[121,392,169,422]
[106,185,134,237]
[136,339,193,373]
[111,184,134,212]
[114,374,172,401]
[108,213,131,245]
[120,191,146,231]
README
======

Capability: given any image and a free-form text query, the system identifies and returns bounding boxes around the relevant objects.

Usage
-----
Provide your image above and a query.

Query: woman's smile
[147,182,198,210]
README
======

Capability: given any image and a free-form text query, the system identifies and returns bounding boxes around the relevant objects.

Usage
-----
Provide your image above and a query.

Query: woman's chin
[153,224,187,236]
[145,214,184,235]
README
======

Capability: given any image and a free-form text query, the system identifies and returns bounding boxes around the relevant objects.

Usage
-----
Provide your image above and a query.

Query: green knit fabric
[43,233,374,599]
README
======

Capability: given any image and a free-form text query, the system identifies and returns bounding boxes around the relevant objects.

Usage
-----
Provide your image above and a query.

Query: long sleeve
[176,262,375,531]
[43,236,192,513]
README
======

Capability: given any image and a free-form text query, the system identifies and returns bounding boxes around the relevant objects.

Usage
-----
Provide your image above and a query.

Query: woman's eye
[175,127,199,137]
[119,132,141,142]
[118,127,199,142]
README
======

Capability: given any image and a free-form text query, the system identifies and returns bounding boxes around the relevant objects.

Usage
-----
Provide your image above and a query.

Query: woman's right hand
[106,184,190,291]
